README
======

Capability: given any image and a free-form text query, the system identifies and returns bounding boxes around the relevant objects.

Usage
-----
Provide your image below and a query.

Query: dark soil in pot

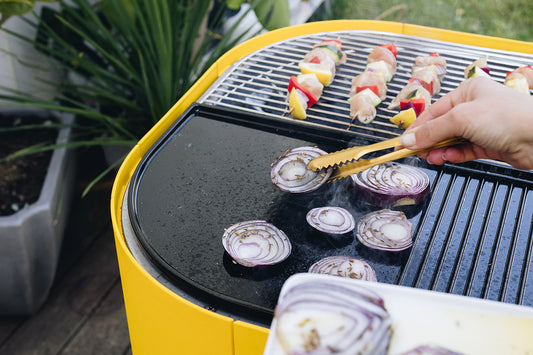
[0,115,58,216]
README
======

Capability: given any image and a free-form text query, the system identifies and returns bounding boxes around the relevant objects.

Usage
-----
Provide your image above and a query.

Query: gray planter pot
[0,108,76,315]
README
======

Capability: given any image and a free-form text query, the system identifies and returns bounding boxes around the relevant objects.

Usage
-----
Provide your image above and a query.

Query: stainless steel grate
[199,30,533,141]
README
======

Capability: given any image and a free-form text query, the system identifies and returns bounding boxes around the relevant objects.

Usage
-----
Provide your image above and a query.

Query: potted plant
[0,0,308,314]
[0,108,75,315]
[0,0,76,315]
[0,0,294,191]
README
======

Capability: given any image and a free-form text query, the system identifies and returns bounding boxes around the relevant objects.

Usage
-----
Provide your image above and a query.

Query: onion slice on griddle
[309,255,377,281]
[356,209,412,251]
[271,146,332,193]
[306,206,355,234]
[351,162,430,207]
[273,275,392,355]
[222,220,291,267]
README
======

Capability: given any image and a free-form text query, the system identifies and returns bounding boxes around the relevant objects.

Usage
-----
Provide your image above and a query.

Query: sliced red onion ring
[356,209,412,251]
[222,220,291,267]
[271,146,332,193]
[274,276,392,355]
[308,255,377,281]
[351,162,430,207]
[306,206,355,234]
[399,344,464,355]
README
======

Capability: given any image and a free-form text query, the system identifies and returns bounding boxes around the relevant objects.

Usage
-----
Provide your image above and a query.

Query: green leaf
[253,0,290,30]
[226,0,245,10]
[0,0,35,16]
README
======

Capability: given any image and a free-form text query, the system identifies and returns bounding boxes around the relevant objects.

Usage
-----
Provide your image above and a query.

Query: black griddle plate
[128,104,533,323]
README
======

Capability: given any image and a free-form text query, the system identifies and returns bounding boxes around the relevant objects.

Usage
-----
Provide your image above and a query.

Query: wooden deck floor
[0,148,131,355]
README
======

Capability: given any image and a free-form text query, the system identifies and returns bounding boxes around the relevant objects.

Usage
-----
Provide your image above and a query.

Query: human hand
[399,76,533,170]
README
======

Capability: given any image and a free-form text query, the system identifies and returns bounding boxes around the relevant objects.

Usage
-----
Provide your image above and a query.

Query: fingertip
[400,132,416,148]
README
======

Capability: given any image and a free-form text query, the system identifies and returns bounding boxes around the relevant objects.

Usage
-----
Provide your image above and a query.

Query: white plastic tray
[263,273,533,355]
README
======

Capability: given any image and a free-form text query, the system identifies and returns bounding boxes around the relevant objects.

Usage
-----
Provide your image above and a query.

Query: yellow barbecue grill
[111,20,533,354]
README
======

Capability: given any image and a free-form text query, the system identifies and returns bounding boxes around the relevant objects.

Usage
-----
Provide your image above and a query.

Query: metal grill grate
[199,30,533,141]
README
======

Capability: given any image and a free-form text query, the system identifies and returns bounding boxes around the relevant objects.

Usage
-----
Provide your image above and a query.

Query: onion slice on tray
[351,162,430,207]
[356,209,413,251]
[273,275,392,355]
[222,220,291,267]
[306,206,355,234]
[271,146,332,193]
[309,255,377,281]
[399,344,464,355]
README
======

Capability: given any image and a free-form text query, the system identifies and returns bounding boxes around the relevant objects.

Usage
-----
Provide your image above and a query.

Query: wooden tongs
[307,136,467,182]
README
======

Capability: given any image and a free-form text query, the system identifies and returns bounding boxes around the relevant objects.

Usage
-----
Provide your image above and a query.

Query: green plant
[0,0,53,26]
[312,0,533,42]
[0,0,289,195]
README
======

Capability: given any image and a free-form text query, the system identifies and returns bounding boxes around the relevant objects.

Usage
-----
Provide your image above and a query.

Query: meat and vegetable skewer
[388,52,447,129]
[348,44,397,124]
[464,59,532,96]
[504,65,533,94]
[287,40,346,120]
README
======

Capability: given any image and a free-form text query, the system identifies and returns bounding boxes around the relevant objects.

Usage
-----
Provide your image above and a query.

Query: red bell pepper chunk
[355,85,380,97]
[288,76,318,106]
[408,78,434,96]
[380,44,397,58]
[400,98,425,116]
[430,52,439,57]
[309,56,321,64]
[412,98,425,115]
[400,99,415,111]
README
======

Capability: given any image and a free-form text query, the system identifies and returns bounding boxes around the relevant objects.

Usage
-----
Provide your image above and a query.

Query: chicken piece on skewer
[464,57,491,79]
[348,90,381,124]
[504,65,533,95]
[349,44,397,124]
[299,39,347,86]
[349,71,388,100]
[411,65,442,96]
[304,40,348,66]
[366,44,397,81]
[413,54,447,81]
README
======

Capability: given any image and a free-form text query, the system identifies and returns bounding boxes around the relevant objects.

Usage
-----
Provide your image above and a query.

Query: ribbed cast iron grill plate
[128,31,533,323]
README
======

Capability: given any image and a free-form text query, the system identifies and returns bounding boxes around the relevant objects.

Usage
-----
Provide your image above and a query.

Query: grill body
[111,21,533,355]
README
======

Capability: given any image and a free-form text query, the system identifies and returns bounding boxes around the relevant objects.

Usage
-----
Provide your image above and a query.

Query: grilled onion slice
[271,146,332,193]
[351,162,430,207]
[308,255,377,281]
[274,275,392,355]
[356,209,413,251]
[306,206,355,234]
[222,220,291,267]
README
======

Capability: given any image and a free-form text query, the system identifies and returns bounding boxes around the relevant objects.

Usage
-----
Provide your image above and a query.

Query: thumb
[400,107,464,149]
